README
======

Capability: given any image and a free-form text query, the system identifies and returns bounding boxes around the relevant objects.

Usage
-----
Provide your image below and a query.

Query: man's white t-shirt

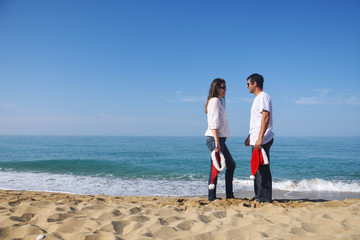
[205,97,230,138]
[249,91,274,145]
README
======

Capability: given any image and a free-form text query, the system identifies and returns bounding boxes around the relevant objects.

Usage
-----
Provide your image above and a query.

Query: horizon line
[0,134,359,138]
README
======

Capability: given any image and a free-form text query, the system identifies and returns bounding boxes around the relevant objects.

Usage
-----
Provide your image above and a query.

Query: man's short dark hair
[247,73,264,89]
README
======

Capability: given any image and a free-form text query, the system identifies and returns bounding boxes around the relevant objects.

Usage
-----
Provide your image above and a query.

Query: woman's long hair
[205,78,226,114]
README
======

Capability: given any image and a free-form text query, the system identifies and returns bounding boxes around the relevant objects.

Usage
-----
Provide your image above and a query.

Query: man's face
[247,79,256,93]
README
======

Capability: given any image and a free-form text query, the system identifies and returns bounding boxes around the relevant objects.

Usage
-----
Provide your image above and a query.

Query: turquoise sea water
[0,136,359,198]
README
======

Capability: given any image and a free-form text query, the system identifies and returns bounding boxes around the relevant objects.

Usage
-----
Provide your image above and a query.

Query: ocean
[0,136,359,200]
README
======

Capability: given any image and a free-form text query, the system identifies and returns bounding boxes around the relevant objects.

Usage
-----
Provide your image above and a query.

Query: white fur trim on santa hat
[211,150,226,172]
[209,184,215,190]
[261,148,269,165]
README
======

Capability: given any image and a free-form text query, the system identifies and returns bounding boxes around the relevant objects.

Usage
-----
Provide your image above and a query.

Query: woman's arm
[212,129,221,152]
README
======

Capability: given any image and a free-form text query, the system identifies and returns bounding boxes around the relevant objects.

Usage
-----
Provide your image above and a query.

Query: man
[245,73,274,203]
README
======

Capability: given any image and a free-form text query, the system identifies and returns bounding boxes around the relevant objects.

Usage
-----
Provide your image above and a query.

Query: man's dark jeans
[251,138,274,203]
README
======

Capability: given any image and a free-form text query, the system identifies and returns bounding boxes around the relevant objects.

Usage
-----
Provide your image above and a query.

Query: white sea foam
[1,171,360,197]
[0,170,206,196]
[272,178,360,192]
[234,178,360,193]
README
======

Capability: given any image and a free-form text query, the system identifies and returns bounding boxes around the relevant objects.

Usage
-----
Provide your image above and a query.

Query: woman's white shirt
[205,97,230,137]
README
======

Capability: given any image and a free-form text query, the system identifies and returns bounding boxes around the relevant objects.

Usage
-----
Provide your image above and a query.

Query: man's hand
[255,138,263,150]
[245,135,250,146]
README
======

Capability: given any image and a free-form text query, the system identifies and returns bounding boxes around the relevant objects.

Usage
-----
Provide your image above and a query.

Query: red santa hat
[250,148,269,180]
[209,150,226,190]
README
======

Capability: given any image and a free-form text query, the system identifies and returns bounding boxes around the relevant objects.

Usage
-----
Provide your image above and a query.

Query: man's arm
[255,110,270,149]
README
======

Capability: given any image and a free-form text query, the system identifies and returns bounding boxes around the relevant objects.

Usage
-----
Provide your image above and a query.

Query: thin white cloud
[182,96,204,103]
[296,96,322,105]
[314,88,332,95]
[296,89,360,106]
[346,96,360,106]
[167,91,205,103]
[232,97,253,104]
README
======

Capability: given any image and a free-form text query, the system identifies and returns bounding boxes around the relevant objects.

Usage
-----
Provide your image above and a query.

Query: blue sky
[0,0,359,137]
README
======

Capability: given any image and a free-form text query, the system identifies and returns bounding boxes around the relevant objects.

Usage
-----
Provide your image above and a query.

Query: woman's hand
[212,129,221,152]
[215,140,221,152]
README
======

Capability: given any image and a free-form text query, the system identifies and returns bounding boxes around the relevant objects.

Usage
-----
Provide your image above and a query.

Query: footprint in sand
[82,204,106,211]
[10,213,35,222]
[29,201,51,207]
[177,220,195,231]
[130,215,150,223]
[111,220,130,234]
[212,210,226,219]
[112,209,121,216]
[55,207,65,212]
[290,227,307,236]
[165,216,183,224]
[301,222,319,233]
[158,218,168,225]
[47,213,73,222]
[198,214,212,224]
[96,210,122,221]
[8,200,20,207]
[129,207,142,214]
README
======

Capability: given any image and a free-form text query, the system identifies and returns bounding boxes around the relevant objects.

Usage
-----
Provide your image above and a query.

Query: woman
[205,78,236,201]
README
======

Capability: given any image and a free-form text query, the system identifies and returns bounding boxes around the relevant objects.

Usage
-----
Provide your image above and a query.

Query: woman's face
[218,83,226,98]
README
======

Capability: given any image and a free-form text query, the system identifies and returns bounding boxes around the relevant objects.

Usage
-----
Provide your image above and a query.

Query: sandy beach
[0,189,359,240]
